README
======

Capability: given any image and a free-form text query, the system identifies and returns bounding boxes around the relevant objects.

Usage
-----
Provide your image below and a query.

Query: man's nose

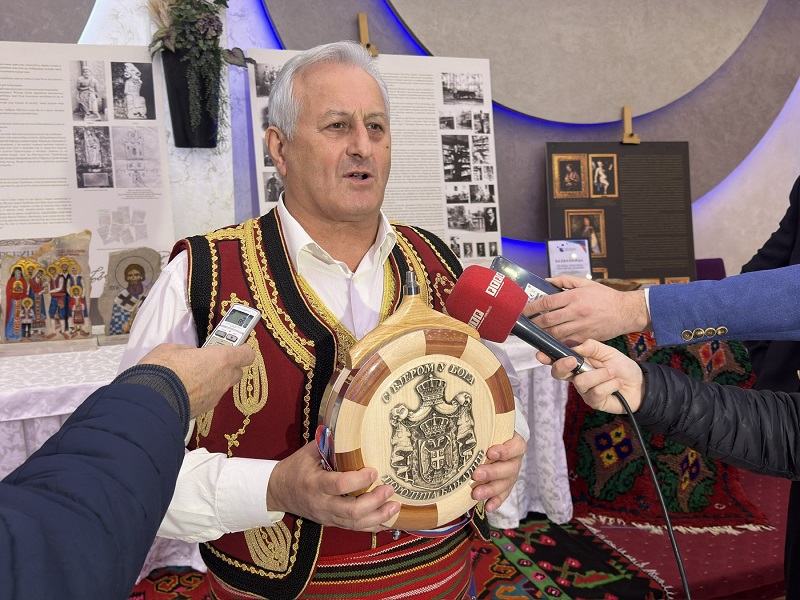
[347,123,373,158]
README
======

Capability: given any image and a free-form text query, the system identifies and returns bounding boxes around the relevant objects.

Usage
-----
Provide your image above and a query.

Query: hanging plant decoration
[148,0,254,148]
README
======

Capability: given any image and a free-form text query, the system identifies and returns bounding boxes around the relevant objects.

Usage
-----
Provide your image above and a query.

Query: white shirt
[119,199,528,542]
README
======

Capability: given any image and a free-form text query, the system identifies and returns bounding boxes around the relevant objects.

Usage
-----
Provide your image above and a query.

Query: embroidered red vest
[172,210,486,599]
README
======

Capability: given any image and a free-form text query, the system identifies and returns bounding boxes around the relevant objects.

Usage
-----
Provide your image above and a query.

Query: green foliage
[148,0,255,132]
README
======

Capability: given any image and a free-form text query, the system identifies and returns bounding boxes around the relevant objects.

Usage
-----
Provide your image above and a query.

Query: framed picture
[592,267,608,280]
[552,154,588,199]
[589,154,619,198]
[547,238,592,279]
[665,276,691,284]
[628,278,661,288]
[564,209,606,258]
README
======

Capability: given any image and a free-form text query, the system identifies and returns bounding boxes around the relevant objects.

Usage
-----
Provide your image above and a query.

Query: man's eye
[367,123,384,131]
[329,122,346,129]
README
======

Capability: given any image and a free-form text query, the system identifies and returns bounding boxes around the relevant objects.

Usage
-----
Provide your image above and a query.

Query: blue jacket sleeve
[648,263,800,346]
[0,372,187,600]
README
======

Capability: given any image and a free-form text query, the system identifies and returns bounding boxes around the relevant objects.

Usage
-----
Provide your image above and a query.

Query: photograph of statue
[111,61,155,120]
[72,60,107,121]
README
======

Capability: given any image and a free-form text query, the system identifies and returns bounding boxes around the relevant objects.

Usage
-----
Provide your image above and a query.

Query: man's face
[268,63,391,232]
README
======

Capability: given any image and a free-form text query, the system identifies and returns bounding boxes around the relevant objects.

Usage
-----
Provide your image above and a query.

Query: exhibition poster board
[546,142,695,283]
[0,42,175,296]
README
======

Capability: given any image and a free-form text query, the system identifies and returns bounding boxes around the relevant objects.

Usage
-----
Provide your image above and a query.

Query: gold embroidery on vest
[225,333,268,456]
[246,219,316,369]
[244,522,292,571]
[394,228,432,305]
[205,519,308,579]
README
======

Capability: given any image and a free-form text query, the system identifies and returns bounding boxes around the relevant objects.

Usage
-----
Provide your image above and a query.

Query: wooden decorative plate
[319,327,515,530]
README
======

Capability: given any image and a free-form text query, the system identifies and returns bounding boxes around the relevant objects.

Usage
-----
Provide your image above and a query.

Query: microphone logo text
[485,272,504,297]
[468,308,485,330]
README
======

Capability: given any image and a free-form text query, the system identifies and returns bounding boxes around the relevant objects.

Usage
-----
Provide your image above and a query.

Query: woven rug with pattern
[129,514,667,599]
[564,332,769,533]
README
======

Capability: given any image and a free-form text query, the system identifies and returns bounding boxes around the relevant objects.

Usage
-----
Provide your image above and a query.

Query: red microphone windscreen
[446,264,529,342]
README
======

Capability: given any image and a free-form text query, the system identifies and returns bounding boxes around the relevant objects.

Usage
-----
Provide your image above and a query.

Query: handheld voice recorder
[202,304,261,347]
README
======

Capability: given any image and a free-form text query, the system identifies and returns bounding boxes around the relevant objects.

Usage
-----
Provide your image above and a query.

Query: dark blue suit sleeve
[0,377,186,600]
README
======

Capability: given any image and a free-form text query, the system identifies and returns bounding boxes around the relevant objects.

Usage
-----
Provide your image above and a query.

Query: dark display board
[546,142,696,283]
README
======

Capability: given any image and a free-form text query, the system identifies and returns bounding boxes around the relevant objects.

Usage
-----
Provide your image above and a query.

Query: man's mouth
[348,172,370,180]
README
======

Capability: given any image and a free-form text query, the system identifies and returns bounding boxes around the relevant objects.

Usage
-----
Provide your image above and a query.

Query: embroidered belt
[207,525,475,600]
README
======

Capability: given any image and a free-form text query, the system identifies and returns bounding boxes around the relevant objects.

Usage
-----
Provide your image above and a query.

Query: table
[0,337,571,576]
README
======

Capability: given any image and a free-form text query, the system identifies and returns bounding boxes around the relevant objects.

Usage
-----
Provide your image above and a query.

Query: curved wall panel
[389,0,766,124]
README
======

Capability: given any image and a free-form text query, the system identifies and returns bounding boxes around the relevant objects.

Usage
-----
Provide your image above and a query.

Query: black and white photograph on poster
[589,154,618,198]
[565,209,606,258]
[473,111,491,133]
[112,126,161,188]
[438,110,455,130]
[449,235,461,258]
[446,184,469,204]
[476,242,486,257]
[442,135,470,182]
[74,126,113,188]
[489,241,498,257]
[463,242,474,258]
[456,109,472,130]
[441,72,484,105]
[263,170,284,203]
[447,204,498,233]
[471,134,490,165]
[110,62,155,120]
[254,63,280,97]
[251,97,274,167]
[481,165,495,182]
[72,60,107,121]
[482,205,498,231]
[470,184,494,203]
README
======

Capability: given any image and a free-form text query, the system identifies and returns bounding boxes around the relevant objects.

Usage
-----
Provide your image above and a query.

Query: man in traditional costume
[119,41,527,599]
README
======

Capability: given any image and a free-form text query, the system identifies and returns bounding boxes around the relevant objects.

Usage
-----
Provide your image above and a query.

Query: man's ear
[266,126,287,178]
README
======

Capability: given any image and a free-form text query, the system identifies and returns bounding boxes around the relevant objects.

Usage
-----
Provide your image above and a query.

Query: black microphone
[446,265,593,375]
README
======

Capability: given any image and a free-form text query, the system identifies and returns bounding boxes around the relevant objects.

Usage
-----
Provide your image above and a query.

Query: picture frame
[564,208,606,258]
[551,154,588,199]
[589,153,619,198]
[547,238,592,279]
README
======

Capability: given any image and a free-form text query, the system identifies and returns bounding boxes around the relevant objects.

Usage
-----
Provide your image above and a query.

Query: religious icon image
[98,247,162,338]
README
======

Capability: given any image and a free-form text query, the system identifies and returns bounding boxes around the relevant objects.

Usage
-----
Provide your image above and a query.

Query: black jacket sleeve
[0,365,189,600]
[634,362,800,480]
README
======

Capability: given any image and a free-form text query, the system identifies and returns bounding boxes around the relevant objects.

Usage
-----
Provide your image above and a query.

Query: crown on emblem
[415,373,447,407]
[420,415,448,438]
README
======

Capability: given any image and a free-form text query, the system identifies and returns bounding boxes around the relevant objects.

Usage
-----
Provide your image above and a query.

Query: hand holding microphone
[445,265,593,375]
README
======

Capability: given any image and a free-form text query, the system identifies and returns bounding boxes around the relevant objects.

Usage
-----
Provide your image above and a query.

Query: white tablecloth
[0,336,572,576]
